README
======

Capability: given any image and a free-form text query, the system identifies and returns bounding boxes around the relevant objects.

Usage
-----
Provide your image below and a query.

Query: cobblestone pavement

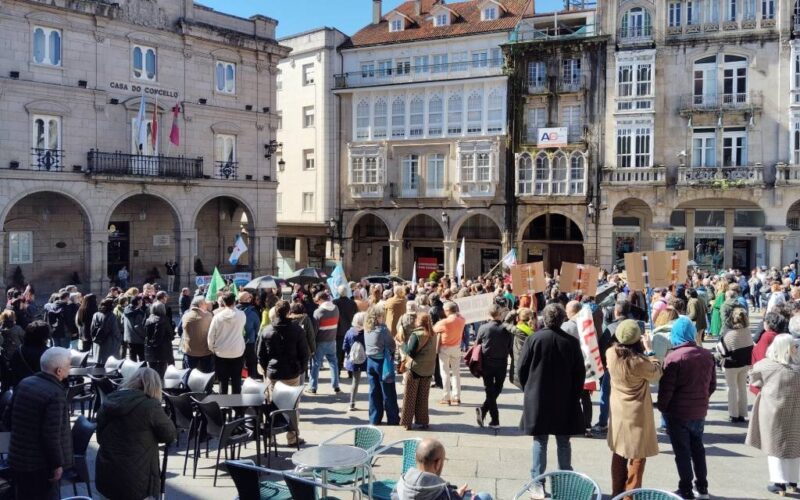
[67,336,777,499]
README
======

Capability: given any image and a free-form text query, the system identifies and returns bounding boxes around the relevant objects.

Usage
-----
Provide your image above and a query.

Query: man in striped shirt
[309,291,341,394]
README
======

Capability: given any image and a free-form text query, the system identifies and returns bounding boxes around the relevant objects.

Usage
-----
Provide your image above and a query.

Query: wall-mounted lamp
[138,208,147,221]
[278,158,286,171]
[441,211,450,232]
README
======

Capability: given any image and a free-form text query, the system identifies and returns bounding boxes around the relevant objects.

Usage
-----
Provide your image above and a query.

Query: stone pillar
[389,239,403,277]
[89,230,110,294]
[723,209,735,269]
[501,231,512,258]
[178,229,198,290]
[765,230,790,269]
[443,240,457,278]
[295,238,309,269]
[685,209,696,259]
[341,239,353,275]
[0,231,6,289]
[651,230,668,252]
[251,228,277,277]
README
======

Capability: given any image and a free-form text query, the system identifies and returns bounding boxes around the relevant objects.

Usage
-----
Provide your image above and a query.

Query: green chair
[611,489,683,500]
[318,425,383,486]
[513,471,602,500]
[360,438,421,500]
[225,460,292,500]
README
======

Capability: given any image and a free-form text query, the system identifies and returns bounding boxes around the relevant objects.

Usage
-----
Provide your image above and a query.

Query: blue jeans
[310,341,340,391]
[184,353,214,373]
[597,371,611,427]
[366,357,399,425]
[531,435,572,481]
[665,416,708,494]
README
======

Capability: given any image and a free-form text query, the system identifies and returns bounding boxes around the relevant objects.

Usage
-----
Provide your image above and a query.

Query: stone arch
[104,190,183,231]
[395,211,447,241]
[1,186,95,232]
[517,209,585,242]
[189,192,257,233]
[449,209,503,242]
[346,209,392,240]
[193,195,257,274]
[517,211,585,273]
[347,211,393,278]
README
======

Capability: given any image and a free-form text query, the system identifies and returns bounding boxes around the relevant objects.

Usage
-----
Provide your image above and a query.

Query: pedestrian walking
[400,312,437,430]
[364,305,399,425]
[334,285,357,377]
[91,298,122,365]
[309,291,340,394]
[343,312,368,411]
[75,293,98,353]
[144,301,175,379]
[433,302,466,406]
[475,304,512,428]
[208,292,247,394]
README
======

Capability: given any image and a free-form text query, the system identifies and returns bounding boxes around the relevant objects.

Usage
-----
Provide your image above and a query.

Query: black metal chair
[62,415,97,497]
[283,472,354,500]
[226,460,291,500]
[66,382,93,416]
[163,393,194,455]
[89,375,117,421]
[193,400,255,486]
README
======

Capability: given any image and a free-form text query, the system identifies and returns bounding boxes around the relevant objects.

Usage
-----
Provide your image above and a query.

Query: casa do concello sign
[109,81,179,99]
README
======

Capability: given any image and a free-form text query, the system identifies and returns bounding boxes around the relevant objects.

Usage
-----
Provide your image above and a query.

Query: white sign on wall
[153,235,171,247]
[537,127,569,147]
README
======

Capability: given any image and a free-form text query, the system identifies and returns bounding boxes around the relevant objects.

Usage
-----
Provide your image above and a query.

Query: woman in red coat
[750,312,787,394]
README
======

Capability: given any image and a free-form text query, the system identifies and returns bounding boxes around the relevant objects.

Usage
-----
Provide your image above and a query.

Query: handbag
[463,344,483,378]
[381,347,395,383]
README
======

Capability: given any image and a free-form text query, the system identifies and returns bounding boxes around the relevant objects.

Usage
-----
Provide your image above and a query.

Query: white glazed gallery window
[472,50,489,68]
[427,154,446,196]
[32,26,61,66]
[373,99,388,138]
[517,154,533,195]
[302,63,315,85]
[409,96,424,137]
[302,193,315,212]
[33,115,61,152]
[356,100,370,140]
[391,96,406,138]
[361,62,375,78]
[428,95,443,136]
[414,55,429,73]
[132,45,157,81]
[351,156,379,184]
[432,54,448,73]
[447,94,463,135]
[402,155,419,196]
[303,106,315,128]
[396,59,411,76]
[466,91,483,134]
[487,89,504,133]
[303,149,315,170]
[692,130,716,167]
[569,153,586,195]
[534,153,549,194]
[215,61,236,94]
[9,232,32,265]
[551,153,568,194]
[616,128,632,167]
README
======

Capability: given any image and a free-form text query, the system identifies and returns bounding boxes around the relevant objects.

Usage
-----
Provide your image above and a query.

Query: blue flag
[327,263,350,299]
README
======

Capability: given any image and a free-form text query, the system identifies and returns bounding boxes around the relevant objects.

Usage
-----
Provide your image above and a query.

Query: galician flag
[205,267,226,302]
[169,103,181,146]
[501,249,518,267]
[455,237,466,285]
[411,262,417,292]
[135,91,148,153]
[327,263,350,299]
[229,234,248,265]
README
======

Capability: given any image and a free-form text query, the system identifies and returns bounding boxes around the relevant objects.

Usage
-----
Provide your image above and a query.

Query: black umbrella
[243,275,286,291]
[286,268,328,286]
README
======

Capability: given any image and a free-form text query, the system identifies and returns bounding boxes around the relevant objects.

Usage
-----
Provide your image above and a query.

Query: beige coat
[746,358,800,458]
[606,348,663,459]
[384,296,407,338]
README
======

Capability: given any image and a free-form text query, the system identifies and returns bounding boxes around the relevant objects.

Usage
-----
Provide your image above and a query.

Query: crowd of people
[5,259,800,499]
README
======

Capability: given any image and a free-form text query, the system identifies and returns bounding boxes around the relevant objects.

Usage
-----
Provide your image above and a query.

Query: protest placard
[559,262,599,297]
[510,262,546,295]
[624,250,689,291]
[454,293,495,325]
[576,306,604,391]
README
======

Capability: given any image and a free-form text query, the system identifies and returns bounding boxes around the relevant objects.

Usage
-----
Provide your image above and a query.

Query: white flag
[501,249,518,267]
[411,262,417,292]
[228,234,248,265]
[135,91,148,153]
[456,237,466,284]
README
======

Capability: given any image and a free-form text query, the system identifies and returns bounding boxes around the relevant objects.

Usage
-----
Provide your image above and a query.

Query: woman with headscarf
[606,319,662,497]
[343,312,368,411]
[746,334,800,496]
[715,306,754,422]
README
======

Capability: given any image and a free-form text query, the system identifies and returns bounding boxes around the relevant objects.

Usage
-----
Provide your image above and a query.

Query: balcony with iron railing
[666,15,777,39]
[676,165,765,185]
[215,161,238,180]
[508,23,598,44]
[679,91,763,113]
[31,148,65,171]
[87,150,203,179]
[334,59,504,89]
[617,25,653,44]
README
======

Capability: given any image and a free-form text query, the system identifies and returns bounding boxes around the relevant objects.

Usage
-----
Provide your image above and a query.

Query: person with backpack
[343,312,368,411]
[43,291,70,349]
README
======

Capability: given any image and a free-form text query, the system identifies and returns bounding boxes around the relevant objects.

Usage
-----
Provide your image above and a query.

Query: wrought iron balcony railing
[86,150,203,179]
[215,161,238,180]
[32,148,65,171]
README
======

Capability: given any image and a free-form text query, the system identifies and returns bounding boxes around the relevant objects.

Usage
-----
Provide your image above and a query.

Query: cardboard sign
[576,306,604,391]
[453,293,495,325]
[510,262,546,295]
[559,262,599,297]
[624,250,689,291]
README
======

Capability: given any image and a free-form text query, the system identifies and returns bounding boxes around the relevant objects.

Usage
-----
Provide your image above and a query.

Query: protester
[237,291,261,380]
[746,334,800,496]
[517,304,585,500]
[400,312,437,430]
[122,295,146,362]
[562,300,594,437]
[687,288,709,345]
[751,312,788,384]
[0,310,24,390]
[606,319,662,497]
[385,285,408,339]
[716,306,754,422]
[364,304,399,425]
[43,291,70,349]
[75,293,98,352]
[9,347,72,500]
[593,301,628,434]
[309,291,341,395]
[334,285,357,377]
[475,304,512,428]
[433,302,466,406]
[144,301,174,379]
[208,291,247,394]
[91,298,122,364]
[10,321,51,388]
[658,317,716,500]
[257,299,309,446]
[95,367,177,500]
[343,312,368,411]
[181,296,214,373]
[508,307,534,389]
[708,280,727,338]
[288,301,316,373]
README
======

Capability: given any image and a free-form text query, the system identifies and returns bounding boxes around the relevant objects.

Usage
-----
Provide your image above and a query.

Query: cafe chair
[193,400,256,486]
[361,438,420,500]
[610,489,683,500]
[89,375,117,420]
[70,350,90,368]
[185,369,216,394]
[62,415,97,498]
[318,425,383,486]
[513,471,602,500]
[164,365,190,390]
[163,393,195,454]
[242,378,267,395]
[119,359,145,380]
[104,356,124,371]
[66,382,93,416]
[225,460,291,500]
[262,382,304,467]
[283,472,362,500]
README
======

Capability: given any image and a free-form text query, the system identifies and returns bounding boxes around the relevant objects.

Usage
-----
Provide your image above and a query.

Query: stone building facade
[0,0,289,294]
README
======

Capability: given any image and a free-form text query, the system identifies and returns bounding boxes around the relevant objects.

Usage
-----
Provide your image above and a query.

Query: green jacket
[96,389,176,500]
[403,327,437,377]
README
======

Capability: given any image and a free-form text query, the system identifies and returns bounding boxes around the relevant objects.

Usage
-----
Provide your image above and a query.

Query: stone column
[443,240,457,278]
[765,231,790,269]
[389,239,403,277]
[89,230,110,294]
[251,228,277,277]
[0,231,6,289]
[685,209,696,259]
[501,231,512,258]
[178,229,198,290]
[723,209,735,269]
[295,238,309,269]
[651,230,668,252]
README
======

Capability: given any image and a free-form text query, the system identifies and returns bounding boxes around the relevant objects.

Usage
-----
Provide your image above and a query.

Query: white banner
[454,294,495,325]
[536,127,569,147]
[195,272,251,287]
[576,306,604,391]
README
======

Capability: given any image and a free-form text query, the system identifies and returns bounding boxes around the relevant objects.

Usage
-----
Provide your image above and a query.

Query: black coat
[333,296,357,339]
[9,372,73,473]
[96,389,176,500]
[258,319,310,381]
[144,314,174,363]
[516,326,585,436]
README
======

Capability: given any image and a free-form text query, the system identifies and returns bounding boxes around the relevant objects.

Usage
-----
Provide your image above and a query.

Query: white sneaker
[529,483,545,500]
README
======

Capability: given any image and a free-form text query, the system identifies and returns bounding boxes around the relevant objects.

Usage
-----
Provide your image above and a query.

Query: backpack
[349,340,366,365]
[44,306,66,338]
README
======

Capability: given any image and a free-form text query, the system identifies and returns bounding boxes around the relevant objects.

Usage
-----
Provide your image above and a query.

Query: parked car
[360,274,405,286]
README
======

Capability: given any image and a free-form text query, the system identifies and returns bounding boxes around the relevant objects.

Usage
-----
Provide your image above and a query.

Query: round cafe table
[291,444,370,495]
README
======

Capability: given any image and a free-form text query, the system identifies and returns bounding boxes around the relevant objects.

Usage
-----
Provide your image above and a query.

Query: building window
[483,6,498,20]
[9,232,32,265]
[692,129,716,167]
[617,128,649,167]
[528,61,547,90]
[409,96,424,137]
[487,89,503,133]
[472,51,489,68]
[447,94,463,135]
[794,54,800,90]
[693,55,717,106]
[303,149,315,170]
[373,99,387,138]
[794,122,800,164]
[378,60,392,78]
[534,152,549,194]
[428,95,443,136]
[517,154,533,195]
[32,115,61,152]
[361,62,375,78]
[636,64,652,96]
[459,143,493,187]
[303,106,315,128]
[32,26,61,66]
[390,18,403,32]
[727,0,737,21]
[722,128,747,166]
[356,100,370,139]
[434,13,449,26]
[634,127,652,167]
[723,55,747,104]
[215,61,236,94]
[427,153,446,195]
[402,155,419,196]
[413,55,429,73]
[302,63,315,85]
[432,54,448,73]
[460,152,475,182]
[618,65,633,97]
[215,134,236,164]
[396,58,411,75]
[466,91,483,134]
[391,96,406,138]
[668,2,682,26]
[490,48,502,67]
[562,105,582,142]
[762,0,775,18]
[276,193,282,213]
[570,153,585,194]
[551,153,568,194]
[527,107,546,143]
[452,52,468,72]
[351,154,381,186]
[562,58,581,87]
[302,193,314,212]
[132,45,157,81]
[620,7,652,39]
[687,1,696,23]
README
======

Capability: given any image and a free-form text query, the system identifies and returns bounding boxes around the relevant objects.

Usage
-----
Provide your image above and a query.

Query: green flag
[205,267,226,302]
[231,281,239,299]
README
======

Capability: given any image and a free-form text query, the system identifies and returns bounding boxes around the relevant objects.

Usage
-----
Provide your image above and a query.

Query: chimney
[414,0,422,16]
[373,0,382,24]
[525,0,535,16]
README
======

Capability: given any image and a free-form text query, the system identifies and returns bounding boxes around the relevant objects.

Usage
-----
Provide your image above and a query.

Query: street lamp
[441,211,450,233]
[278,158,286,171]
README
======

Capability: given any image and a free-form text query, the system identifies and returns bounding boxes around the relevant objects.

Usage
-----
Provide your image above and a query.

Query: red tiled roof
[345,0,529,48]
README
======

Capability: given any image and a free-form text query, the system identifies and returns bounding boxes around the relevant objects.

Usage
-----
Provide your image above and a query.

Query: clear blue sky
[199,0,564,38]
